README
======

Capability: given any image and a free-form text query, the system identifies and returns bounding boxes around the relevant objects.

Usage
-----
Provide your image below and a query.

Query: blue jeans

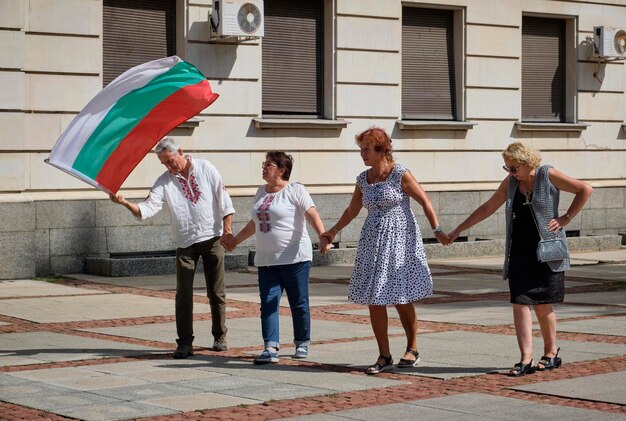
[257,261,312,349]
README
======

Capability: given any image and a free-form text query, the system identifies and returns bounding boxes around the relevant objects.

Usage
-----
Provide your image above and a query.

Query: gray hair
[154,137,180,154]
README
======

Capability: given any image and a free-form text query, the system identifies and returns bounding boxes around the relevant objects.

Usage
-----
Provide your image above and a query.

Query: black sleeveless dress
[508,189,565,305]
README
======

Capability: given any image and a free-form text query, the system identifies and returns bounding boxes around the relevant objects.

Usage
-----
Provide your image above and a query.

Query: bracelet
[433,226,443,233]
[330,226,339,234]
[564,213,572,220]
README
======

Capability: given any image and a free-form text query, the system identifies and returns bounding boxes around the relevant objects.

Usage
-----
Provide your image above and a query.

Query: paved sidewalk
[0,249,624,420]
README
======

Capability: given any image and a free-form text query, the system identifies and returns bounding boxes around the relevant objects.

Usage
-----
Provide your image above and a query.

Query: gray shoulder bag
[529,204,569,262]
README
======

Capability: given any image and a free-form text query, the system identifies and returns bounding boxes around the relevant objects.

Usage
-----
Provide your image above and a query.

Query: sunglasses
[502,165,520,174]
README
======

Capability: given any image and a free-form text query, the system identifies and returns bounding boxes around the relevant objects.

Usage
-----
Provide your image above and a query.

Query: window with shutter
[262,0,323,117]
[402,7,456,120]
[103,0,176,87]
[522,16,565,122]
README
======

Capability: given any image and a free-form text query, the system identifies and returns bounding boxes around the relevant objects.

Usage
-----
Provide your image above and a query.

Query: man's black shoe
[173,343,193,359]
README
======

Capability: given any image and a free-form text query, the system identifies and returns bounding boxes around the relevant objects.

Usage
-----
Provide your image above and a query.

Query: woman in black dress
[449,142,592,376]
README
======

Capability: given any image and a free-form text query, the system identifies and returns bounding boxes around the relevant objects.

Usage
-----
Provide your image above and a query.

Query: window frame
[102,0,177,87]
[521,13,578,124]
[255,0,342,128]
[398,5,467,131]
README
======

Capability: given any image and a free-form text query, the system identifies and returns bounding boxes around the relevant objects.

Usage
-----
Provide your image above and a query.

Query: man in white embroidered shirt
[110,137,235,359]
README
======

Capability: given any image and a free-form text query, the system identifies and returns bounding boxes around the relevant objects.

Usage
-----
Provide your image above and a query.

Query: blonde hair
[502,142,542,169]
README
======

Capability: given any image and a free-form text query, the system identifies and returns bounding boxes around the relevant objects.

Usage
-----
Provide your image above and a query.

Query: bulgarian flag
[46,56,219,194]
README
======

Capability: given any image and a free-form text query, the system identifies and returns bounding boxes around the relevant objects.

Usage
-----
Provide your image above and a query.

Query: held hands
[434,230,452,245]
[318,234,334,255]
[220,233,237,252]
[448,227,462,243]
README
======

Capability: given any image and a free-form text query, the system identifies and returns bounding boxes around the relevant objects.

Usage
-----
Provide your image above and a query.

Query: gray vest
[503,164,570,280]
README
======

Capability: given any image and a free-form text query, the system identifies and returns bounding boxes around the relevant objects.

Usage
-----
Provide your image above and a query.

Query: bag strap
[527,202,547,241]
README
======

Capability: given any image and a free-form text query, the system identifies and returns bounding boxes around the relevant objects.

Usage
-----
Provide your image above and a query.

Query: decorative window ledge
[177,117,202,128]
[253,118,349,130]
[622,123,626,133]
[514,122,589,132]
[396,120,477,131]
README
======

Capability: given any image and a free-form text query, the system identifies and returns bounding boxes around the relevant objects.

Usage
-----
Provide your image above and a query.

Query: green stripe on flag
[72,61,206,178]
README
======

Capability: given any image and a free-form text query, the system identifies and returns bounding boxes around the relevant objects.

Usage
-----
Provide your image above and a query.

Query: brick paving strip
[0,265,624,420]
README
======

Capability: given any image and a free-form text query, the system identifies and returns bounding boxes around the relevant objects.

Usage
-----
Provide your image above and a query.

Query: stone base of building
[81,235,621,277]
[1,187,624,280]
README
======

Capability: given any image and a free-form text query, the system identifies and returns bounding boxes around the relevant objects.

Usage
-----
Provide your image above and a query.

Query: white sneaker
[293,346,308,359]
[254,348,279,364]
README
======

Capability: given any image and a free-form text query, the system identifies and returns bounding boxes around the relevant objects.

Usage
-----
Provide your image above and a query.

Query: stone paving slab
[565,264,626,281]
[306,264,456,280]
[142,391,259,412]
[432,273,509,294]
[0,279,108,298]
[554,316,626,336]
[432,274,599,295]
[512,371,626,406]
[0,293,212,323]
[565,290,626,306]
[176,355,410,392]
[570,250,626,263]
[428,256,600,271]
[221,283,447,308]
[72,271,260,290]
[0,331,163,366]
[300,331,626,379]
[53,401,176,421]
[81,317,407,350]
[334,300,626,326]
[0,355,409,420]
[218,284,353,307]
[282,393,626,420]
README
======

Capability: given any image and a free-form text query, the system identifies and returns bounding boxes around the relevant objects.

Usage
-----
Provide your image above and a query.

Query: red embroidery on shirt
[257,194,275,233]
[178,174,201,204]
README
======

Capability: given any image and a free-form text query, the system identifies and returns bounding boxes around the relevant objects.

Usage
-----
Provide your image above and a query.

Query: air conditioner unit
[593,26,626,59]
[211,0,264,38]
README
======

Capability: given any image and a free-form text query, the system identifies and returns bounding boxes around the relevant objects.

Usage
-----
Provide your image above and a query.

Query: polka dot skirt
[348,164,433,305]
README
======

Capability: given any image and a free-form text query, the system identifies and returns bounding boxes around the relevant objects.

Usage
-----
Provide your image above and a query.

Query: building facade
[1,0,625,279]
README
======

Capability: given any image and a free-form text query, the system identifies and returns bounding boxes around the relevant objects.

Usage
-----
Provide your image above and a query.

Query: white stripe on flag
[48,56,182,167]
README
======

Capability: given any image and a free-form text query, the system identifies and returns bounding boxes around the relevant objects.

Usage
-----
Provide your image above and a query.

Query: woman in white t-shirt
[225,151,331,364]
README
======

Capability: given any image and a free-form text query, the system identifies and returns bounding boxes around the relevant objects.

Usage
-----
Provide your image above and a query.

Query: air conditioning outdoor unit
[593,26,626,59]
[211,0,264,38]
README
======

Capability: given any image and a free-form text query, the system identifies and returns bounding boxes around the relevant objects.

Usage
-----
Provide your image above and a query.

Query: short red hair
[355,127,394,163]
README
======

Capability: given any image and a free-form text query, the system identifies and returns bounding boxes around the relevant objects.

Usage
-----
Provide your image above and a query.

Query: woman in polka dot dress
[321,127,450,375]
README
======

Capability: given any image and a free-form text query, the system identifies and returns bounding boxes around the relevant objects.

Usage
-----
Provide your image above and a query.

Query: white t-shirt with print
[252,182,315,267]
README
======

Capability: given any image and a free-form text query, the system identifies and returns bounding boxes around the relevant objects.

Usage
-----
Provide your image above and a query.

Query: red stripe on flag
[95,80,219,192]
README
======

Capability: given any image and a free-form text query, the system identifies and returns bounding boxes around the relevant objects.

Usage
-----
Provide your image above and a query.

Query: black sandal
[536,347,562,371]
[508,359,534,377]
[397,348,420,369]
[366,354,393,375]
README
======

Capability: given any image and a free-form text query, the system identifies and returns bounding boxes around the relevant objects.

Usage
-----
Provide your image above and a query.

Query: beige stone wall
[0,1,625,278]
[0,0,625,201]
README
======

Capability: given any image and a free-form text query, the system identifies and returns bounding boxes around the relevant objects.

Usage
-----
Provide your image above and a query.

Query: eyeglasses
[502,165,520,174]
[261,162,277,169]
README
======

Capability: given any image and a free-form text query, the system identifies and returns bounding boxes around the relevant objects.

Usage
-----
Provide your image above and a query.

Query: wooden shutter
[262,0,322,116]
[402,7,456,120]
[522,17,565,122]
[103,0,176,87]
